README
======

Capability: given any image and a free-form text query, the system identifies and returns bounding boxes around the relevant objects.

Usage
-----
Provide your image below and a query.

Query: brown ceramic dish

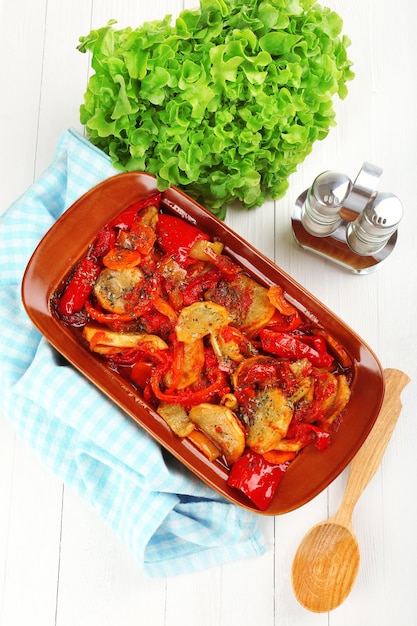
[21,172,385,515]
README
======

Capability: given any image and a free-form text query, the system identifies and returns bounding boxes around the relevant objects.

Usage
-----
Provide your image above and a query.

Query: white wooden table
[1,1,416,624]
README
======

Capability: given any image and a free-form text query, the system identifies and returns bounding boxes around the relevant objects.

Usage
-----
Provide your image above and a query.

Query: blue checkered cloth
[0,129,266,577]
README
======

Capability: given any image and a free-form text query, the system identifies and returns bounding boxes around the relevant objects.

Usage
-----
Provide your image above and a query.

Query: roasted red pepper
[181,268,222,305]
[131,361,154,389]
[236,358,280,388]
[84,298,151,324]
[58,257,101,316]
[299,335,333,363]
[150,360,229,407]
[202,244,241,280]
[91,227,116,258]
[155,214,209,263]
[286,421,331,451]
[259,329,334,368]
[106,193,161,230]
[227,449,289,511]
[265,309,302,332]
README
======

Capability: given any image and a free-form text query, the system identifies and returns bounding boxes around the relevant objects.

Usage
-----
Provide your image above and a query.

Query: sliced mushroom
[93,267,143,314]
[206,273,276,336]
[189,403,246,465]
[164,339,205,390]
[175,301,230,343]
[157,403,195,438]
[245,387,294,454]
[323,374,351,424]
[82,323,168,353]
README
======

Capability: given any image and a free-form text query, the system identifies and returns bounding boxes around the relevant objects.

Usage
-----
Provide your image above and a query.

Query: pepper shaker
[346,192,403,256]
[301,171,352,237]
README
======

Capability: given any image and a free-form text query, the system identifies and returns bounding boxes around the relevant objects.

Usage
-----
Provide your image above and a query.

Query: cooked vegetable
[57,256,101,316]
[267,285,297,315]
[94,267,144,313]
[156,213,209,263]
[325,374,351,424]
[231,354,282,390]
[207,273,276,336]
[157,403,195,437]
[77,0,354,218]
[82,323,168,353]
[103,247,142,270]
[106,194,161,230]
[54,197,353,510]
[150,359,229,407]
[186,430,221,462]
[210,325,257,364]
[164,338,205,390]
[175,301,231,343]
[312,328,353,368]
[245,387,294,454]
[227,449,288,511]
[189,403,246,465]
[130,361,154,389]
[188,239,224,261]
[259,328,334,367]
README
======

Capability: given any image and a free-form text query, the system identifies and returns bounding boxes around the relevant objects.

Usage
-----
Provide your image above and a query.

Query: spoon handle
[335,368,410,525]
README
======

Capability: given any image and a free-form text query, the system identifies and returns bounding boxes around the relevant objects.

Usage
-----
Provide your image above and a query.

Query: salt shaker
[301,171,352,237]
[346,192,404,256]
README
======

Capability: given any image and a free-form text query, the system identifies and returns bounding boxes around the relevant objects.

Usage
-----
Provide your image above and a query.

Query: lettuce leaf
[78,0,354,218]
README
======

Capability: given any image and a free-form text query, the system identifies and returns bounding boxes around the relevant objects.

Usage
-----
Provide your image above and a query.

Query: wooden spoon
[291,368,410,613]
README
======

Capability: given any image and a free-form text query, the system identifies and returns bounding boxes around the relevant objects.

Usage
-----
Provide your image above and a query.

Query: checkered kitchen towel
[0,129,266,577]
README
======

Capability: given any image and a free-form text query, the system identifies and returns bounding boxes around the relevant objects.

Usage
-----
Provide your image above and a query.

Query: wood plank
[55,490,167,626]
[0,424,63,626]
[35,0,94,176]
[0,1,47,209]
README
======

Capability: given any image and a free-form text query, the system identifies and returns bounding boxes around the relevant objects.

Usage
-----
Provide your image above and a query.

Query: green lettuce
[78,0,354,218]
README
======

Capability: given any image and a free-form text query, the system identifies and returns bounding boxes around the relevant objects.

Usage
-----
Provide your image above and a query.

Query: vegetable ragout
[53,193,352,510]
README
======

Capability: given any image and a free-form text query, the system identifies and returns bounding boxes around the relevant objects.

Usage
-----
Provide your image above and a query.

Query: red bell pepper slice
[99,348,143,364]
[259,329,334,368]
[286,421,331,451]
[155,214,209,263]
[299,335,333,363]
[106,193,161,230]
[130,361,155,389]
[164,335,185,393]
[91,227,116,258]
[181,268,222,305]
[268,284,298,316]
[202,244,241,280]
[84,298,151,324]
[265,309,302,332]
[236,359,279,388]
[58,257,101,316]
[227,449,289,511]
[150,361,229,407]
